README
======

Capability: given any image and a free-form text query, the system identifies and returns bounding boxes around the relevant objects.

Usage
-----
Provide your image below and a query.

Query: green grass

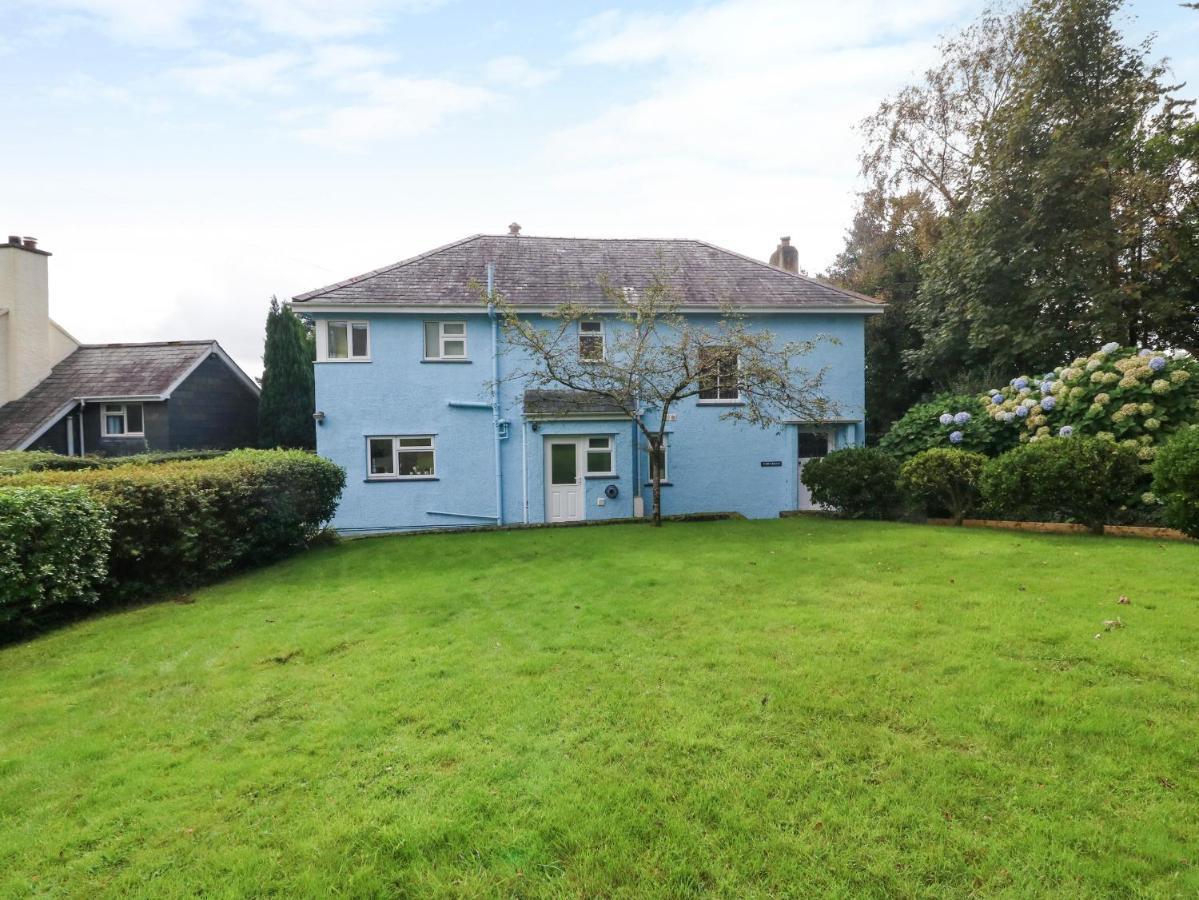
[2,519,1197,898]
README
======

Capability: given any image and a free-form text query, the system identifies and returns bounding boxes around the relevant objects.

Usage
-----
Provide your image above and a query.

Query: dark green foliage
[800,447,900,519]
[259,297,315,450]
[0,451,101,475]
[980,436,1142,533]
[878,393,1018,460]
[1152,426,1199,538]
[7,450,344,603]
[0,486,111,624]
[898,449,988,524]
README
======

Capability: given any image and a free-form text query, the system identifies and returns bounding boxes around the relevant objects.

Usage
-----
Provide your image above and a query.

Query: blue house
[292,230,882,533]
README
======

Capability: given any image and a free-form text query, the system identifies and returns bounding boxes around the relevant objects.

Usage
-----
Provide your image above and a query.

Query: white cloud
[37,0,206,45]
[311,43,400,78]
[484,55,557,89]
[171,51,304,98]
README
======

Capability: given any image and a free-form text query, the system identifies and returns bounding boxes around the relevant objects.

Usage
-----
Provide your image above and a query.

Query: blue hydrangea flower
[1015,406,1029,418]
[1139,348,1152,357]
[1149,356,1166,371]
[991,394,1004,405]
[1041,396,1055,410]
[1101,342,1120,354]
[1013,377,1029,390]
[954,411,971,424]
[1002,412,1015,423]
[949,431,964,444]
[1042,373,1055,382]
[939,413,954,426]
[1040,381,1054,393]
[1058,426,1073,437]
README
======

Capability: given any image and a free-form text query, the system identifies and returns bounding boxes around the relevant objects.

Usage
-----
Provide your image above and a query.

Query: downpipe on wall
[487,263,505,525]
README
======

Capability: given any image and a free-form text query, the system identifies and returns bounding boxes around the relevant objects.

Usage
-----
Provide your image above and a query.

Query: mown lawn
[1,519,1197,898]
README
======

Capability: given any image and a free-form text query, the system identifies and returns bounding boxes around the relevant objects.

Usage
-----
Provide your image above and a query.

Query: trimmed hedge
[0,449,226,476]
[801,447,900,519]
[0,486,112,624]
[899,448,987,525]
[6,450,345,602]
[1152,426,1199,539]
[980,437,1141,535]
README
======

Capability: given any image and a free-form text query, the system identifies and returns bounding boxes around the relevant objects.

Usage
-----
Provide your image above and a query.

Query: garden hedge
[1152,426,1199,539]
[5,450,345,602]
[0,486,112,625]
[801,447,900,519]
[898,448,987,525]
[980,436,1141,534]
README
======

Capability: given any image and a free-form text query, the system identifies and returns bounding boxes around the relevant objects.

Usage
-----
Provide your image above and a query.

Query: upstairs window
[102,403,144,437]
[698,346,740,401]
[424,321,468,360]
[328,321,370,360]
[579,320,605,361]
[585,436,614,475]
[367,435,436,479]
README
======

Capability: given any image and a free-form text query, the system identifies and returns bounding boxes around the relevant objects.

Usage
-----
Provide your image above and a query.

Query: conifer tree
[258,296,315,450]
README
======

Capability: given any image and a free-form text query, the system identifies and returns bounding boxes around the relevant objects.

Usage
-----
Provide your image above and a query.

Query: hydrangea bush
[982,344,1199,465]
[878,393,1019,460]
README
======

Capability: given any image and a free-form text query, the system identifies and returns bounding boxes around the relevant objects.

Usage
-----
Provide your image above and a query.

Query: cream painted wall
[0,244,79,405]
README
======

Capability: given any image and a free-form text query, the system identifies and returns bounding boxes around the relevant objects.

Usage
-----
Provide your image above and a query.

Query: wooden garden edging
[926,517,1193,542]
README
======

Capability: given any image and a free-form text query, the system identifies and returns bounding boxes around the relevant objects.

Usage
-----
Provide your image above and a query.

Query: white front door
[797,429,834,510]
[546,439,584,522]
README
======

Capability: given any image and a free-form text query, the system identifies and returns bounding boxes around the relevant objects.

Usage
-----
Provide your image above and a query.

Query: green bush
[879,393,1019,460]
[7,450,344,601]
[801,447,900,519]
[980,436,1142,534]
[898,449,988,525]
[1151,426,1199,539]
[0,486,112,624]
[0,450,102,476]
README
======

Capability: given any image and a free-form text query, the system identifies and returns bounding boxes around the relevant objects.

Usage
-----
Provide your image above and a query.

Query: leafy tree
[899,448,988,525]
[258,297,315,450]
[487,274,833,526]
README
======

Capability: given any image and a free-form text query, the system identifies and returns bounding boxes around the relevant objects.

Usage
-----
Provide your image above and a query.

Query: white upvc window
[579,320,605,361]
[584,436,614,475]
[647,435,669,482]
[423,321,468,360]
[102,402,144,437]
[367,435,436,479]
[327,320,370,360]
[698,345,740,401]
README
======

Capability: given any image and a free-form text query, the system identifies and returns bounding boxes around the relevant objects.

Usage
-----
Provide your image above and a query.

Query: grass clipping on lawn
[0,518,1196,897]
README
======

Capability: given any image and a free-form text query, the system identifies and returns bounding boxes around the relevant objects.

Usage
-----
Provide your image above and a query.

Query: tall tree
[258,297,316,450]
[488,274,832,526]
[905,0,1199,381]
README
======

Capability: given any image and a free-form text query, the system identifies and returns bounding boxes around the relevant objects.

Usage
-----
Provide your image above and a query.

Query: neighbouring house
[0,235,260,455]
[293,229,883,533]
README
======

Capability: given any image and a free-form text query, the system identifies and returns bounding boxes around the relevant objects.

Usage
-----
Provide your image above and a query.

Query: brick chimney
[1,235,75,405]
[769,236,799,274]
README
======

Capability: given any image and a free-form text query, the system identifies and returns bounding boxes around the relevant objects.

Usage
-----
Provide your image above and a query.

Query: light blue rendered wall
[313,311,865,532]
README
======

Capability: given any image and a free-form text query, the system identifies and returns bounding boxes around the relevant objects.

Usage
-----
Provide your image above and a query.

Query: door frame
[797,427,835,510]
[544,437,585,522]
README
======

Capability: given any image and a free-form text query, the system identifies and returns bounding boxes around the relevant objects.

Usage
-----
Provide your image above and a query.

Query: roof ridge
[79,340,216,348]
[691,239,884,305]
[293,233,486,302]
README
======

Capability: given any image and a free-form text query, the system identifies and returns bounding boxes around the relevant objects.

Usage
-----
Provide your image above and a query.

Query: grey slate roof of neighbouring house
[0,341,251,450]
[522,389,631,418]
[293,234,884,310]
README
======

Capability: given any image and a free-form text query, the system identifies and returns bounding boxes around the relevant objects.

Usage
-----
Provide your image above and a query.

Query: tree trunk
[651,475,662,527]
[1089,520,1105,536]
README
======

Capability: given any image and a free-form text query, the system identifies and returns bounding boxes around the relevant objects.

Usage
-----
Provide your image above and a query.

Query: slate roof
[523,389,631,419]
[293,234,883,310]
[0,341,221,450]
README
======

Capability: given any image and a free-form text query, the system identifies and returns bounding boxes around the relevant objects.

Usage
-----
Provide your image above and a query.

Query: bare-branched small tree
[483,271,836,525]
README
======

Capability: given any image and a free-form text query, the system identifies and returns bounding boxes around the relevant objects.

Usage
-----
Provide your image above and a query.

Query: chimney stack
[508,222,522,236]
[769,235,799,274]
[22,237,37,251]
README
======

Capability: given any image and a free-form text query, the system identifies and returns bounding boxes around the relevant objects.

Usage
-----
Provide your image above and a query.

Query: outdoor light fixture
[313,410,326,424]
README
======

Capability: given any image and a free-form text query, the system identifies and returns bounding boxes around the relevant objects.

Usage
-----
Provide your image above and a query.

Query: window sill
[421,358,472,364]
[644,482,673,487]
[102,434,145,439]
[318,358,371,364]
[697,399,744,406]
[584,473,617,480]
[365,477,439,482]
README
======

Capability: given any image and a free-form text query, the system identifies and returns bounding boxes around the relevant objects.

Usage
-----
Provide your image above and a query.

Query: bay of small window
[328,321,370,360]
[424,321,468,360]
[579,320,605,361]
[585,436,613,475]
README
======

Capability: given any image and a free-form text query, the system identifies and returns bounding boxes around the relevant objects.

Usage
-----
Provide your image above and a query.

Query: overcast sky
[3,0,1196,377]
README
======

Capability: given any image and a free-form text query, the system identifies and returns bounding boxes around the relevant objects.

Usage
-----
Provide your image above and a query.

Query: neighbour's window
[424,321,468,360]
[328,321,370,360]
[366,435,436,479]
[579,321,605,361]
[647,436,669,482]
[698,346,740,401]
[102,403,144,437]
[585,436,613,475]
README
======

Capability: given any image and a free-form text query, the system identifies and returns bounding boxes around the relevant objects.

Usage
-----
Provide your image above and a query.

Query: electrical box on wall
[596,496,606,507]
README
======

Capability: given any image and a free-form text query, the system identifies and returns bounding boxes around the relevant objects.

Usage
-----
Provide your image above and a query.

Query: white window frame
[584,435,615,476]
[646,434,669,483]
[697,346,741,403]
[579,320,605,361]
[325,320,370,361]
[101,402,144,437]
[423,321,469,361]
[365,435,437,480]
